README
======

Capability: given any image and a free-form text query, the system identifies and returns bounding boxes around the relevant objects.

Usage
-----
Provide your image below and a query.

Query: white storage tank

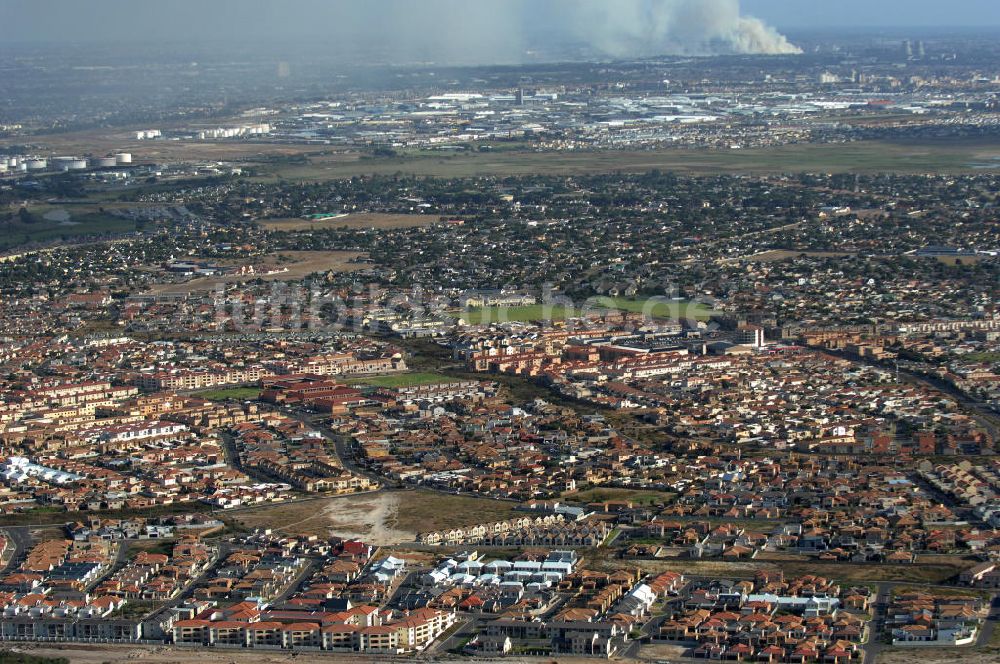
[115,153,132,164]
[0,162,8,173]
[26,159,48,170]
[55,157,87,170]
[92,157,117,168]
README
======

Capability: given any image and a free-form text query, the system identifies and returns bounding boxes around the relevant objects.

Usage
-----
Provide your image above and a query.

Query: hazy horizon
[4,0,1000,63]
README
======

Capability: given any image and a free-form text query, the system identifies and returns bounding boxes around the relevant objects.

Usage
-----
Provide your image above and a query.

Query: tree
[18,207,38,225]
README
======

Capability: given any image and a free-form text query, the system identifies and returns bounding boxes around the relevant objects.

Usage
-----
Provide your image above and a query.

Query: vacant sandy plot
[148,250,368,295]
[235,492,415,546]
[234,489,519,545]
[272,251,371,278]
[318,492,414,545]
[588,555,763,578]
[10,640,1000,664]
[878,647,1000,664]
[259,212,439,231]
[736,249,858,262]
[641,643,694,662]
[4,642,632,664]
[932,255,989,266]
[0,643,404,664]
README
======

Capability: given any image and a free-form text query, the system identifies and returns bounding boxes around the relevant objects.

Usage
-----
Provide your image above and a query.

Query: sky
[2,0,999,46]
[743,0,1000,28]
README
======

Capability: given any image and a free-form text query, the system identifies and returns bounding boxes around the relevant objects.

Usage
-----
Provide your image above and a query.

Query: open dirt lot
[736,249,858,262]
[233,489,518,545]
[259,213,440,231]
[7,640,999,664]
[877,646,1000,664]
[0,643,407,664]
[257,138,1000,180]
[393,490,518,533]
[147,250,368,295]
[2,643,633,664]
[234,492,414,546]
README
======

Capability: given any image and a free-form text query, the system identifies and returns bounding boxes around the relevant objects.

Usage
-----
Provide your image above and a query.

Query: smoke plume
[3,0,802,62]
[559,0,802,57]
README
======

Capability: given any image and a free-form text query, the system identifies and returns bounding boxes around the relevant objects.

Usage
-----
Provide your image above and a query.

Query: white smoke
[11,0,800,63]
[316,0,801,64]
[558,0,801,57]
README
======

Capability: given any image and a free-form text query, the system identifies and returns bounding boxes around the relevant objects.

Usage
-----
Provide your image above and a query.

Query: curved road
[816,347,999,442]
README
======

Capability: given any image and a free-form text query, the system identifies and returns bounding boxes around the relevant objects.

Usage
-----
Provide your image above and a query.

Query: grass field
[256,138,1000,180]
[778,561,964,584]
[932,255,990,266]
[394,490,518,533]
[879,645,1000,664]
[458,304,579,324]
[0,500,209,527]
[457,297,717,324]
[586,554,966,586]
[0,208,136,251]
[10,125,1000,182]
[192,387,261,401]
[960,352,1000,363]
[600,297,719,320]
[259,213,439,231]
[147,250,368,295]
[888,584,990,599]
[731,249,858,262]
[348,372,457,388]
[563,487,675,507]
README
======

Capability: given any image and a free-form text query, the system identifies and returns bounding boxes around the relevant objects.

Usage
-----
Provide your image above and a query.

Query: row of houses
[888,592,985,646]
[416,514,565,545]
[172,606,456,654]
[659,575,871,663]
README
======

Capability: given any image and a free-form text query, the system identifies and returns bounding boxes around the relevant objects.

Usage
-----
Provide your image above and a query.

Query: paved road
[975,593,1000,648]
[860,587,998,662]
[426,616,476,656]
[79,538,134,594]
[270,557,318,605]
[823,348,1000,442]
[904,367,1000,441]
[639,593,686,638]
[0,526,32,571]
[144,544,226,626]
[282,409,384,486]
[861,583,891,664]
[219,429,297,486]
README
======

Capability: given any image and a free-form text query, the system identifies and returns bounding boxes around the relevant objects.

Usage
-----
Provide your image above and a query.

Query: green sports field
[456,298,718,324]
[348,372,457,388]
[192,387,261,401]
